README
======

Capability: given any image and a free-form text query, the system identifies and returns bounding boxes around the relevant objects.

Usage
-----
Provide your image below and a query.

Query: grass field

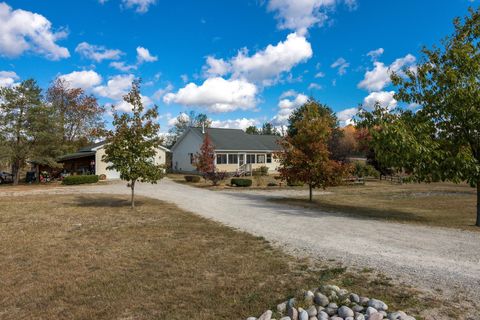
[274,180,478,230]
[0,193,461,319]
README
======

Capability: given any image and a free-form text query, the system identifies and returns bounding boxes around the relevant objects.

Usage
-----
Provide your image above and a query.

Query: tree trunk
[309,184,313,202]
[12,161,20,185]
[130,180,136,209]
[476,182,480,227]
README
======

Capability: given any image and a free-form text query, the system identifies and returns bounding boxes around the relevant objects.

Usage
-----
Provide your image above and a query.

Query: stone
[309,317,316,320]
[330,317,343,320]
[387,312,407,320]
[337,306,354,318]
[340,298,351,306]
[350,293,360,304]
[280,317,291,320]
[287,298,296,310]
[355,314,365,320]
[324,307,336,316]
[298,308,308,320]
[305,290,315,301]
[246,318,257,320]
[366,307,378,316]
[380,311,388,317]
[368,312,384,320]
[306,305,317,317]
[314,293,329,307]
[327,303,338,309]
[338,289,349,298]
[258,310,272,320]
[345,317,354,320]
[368,299,388,311]
[352,305,364,313]
[317,310,329,320]
[359,297,369,306]
[277,302,287,314]
[288,307,298,320]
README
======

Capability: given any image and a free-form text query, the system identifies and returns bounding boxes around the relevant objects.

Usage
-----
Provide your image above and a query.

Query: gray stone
[280,317,291,320]
[298,308,308,320]
[359,297,369,306]
[304,290,315,301]
[330,317,343,320]
[338,306,354,318]
[368,313,384,320]
[368,299,388,311]
[349,293,360,304]
[246,317,257,320]
[327,303,338,309]
[324,307,336,316]
[355,314,365,320]
[317,310,329,320]
[288,307,298,320]
[309,317,317,320]
[258,310,272,320]
[287,298,296,310]
[352,305,364,313]
[277,302,287,314]
[380,311,387,317]
[346,317,354,320]
[387,312,407,320]
[366,307,378,316]
[314,293,329,307]
[306,306,317,317]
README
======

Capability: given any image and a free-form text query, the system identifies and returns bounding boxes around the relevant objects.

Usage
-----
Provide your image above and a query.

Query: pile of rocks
[246,285,416,320]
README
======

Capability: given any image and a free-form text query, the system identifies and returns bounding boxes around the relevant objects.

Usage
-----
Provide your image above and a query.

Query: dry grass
[274,180,478,230]
[0,194,462,319]
[168,173,282,189]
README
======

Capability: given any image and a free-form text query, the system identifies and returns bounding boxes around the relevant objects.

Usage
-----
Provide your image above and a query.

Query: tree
[194,133,215,177]
[358,8,480,226]
[278,103,351,201]
[0,79,43,184]
[245,125,260,135]
[245,122,281,136]
[167,111,211,147]
[103,80,165,208]
[46,78,105,153]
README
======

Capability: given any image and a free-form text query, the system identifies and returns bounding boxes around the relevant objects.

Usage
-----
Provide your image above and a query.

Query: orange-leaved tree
[278,101,351,201]
[194,132,215,177]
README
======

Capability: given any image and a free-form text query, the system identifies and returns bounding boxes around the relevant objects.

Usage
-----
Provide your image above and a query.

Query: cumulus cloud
[358,53,416,92]
[0,71,19,87]
[231,32,312,85]
[315,71,325,78]
[331,57,349,75]
[363,91,397,109]
[0,2,69,60]
[121,0,156,13]
[308,83,322,90]
[136,46,157,63]
[114,94,152,112]
[168,112,189,127]
[153,83,174,100]
[163,77,258,113]
[367,48,384,61]
[336,107,357,126]
[75,42,123,62]
[59,70,102,90]
[211,118,259,130]
[272,91,308,125]
[203,56,230,77]
[109,61,137,72]
[93,74,135,100]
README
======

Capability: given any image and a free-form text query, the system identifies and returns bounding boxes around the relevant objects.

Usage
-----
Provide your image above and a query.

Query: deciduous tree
[103,80,165,208]
[194,133,215,177]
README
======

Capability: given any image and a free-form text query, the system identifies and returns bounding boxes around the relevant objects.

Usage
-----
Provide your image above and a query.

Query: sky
[0,0,476,132]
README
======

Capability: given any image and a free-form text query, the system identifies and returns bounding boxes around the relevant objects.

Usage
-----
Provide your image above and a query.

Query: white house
[171,127,282,174]
[58,141,169,180]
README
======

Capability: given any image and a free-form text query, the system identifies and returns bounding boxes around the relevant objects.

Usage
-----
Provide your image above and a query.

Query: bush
[62,175,99,185]
[267,182,278,187]
[252,166,269,176]
[231,178,253,187]
[353,161,380,178]
[204,171,228,186]
[184,175,201,183]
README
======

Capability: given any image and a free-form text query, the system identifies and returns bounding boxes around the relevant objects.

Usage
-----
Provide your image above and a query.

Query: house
[58,141,169,180]
[171,127,282,174]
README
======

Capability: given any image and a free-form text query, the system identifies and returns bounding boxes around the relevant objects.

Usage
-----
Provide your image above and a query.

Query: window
[216,154,227,164]
[266,154,272,163]
[189,153,194,164]
[246,154,256,164]
[256,154,265,163]
[228,154,238,164]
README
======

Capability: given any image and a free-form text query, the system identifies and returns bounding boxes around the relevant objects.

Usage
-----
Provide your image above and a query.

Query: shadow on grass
[72,196,146,208]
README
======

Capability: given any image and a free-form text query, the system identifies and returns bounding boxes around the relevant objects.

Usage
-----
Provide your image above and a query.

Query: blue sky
[0,0,475,132]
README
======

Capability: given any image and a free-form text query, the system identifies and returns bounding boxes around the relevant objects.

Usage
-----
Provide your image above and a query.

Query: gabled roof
[187,127,282,151]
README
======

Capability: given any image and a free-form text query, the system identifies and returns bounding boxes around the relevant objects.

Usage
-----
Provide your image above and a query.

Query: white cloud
[75,42,123,62]
[168,112,189,126]
[308,83,322,90]
[358,53,416,92]
[231,32,312,85]
[121,0,156,13]
[315,71,325,78]
[203,56,231,77]
[0,2,69,60]
[211,118,259,130]
[93,74,135,100]
[0,71,19,87]
[331,57,349,75]
[180,74,189,83]
[136,46,157,63]
[267,0,336,35]
[367,48,384,61]
[59,70,102,90]
[114,94,152,112]
[109,61,137,72]
[363,91,397,109]
[336,107,357,126]
[272,91,308,125]
[153,83,174,100]
[163,77,258,113]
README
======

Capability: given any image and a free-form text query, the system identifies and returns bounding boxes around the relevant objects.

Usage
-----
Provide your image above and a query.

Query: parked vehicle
[0,172,13,184]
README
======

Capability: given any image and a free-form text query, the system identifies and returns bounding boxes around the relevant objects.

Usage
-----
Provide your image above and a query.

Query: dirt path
[3,179,480,303]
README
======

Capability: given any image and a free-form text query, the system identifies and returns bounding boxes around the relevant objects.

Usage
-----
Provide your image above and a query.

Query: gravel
[5,178,480,301]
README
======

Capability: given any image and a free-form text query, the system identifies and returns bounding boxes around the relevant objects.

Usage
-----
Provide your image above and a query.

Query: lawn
[0,193,461,319]
[274,180,478,230]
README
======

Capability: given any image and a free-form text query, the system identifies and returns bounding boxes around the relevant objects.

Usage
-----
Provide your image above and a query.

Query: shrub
[231,178,253,187]
[62,175,99,185]
[184,175,201,183]
[353,161,380,178]
[252,166,269,176]
[267,182,278,187]
[204,171,228,186]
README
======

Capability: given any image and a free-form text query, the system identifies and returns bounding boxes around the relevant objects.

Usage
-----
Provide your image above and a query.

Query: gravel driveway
[4,179,480,301]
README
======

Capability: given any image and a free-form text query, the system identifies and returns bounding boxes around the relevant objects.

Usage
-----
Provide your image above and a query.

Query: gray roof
[58,151,95,162]
[190,127,281,151]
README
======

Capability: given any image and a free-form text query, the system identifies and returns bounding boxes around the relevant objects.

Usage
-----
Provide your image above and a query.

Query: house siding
[171,131,203,172]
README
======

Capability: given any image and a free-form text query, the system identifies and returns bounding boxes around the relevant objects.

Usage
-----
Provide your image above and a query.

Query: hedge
[231,178,252,187]
[62,175,99,185]
[184,175,201,183]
